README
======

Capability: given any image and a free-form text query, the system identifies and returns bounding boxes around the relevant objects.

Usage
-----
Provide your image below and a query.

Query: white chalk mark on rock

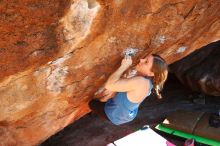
[176,46,187,53]
[159,36,166,44]
[122,48,139,57]
[51,54,72,66]
[47,66,69,95]
[60,0,100,52]
[46,54,71,95]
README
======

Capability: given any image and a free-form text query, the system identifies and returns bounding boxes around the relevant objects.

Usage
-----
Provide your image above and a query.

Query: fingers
[103,90,116,97]
[99,92,115,102]
[121,55,132,69]
[99,98,108,102]
[123,56,132,63]
[103,89,114,94]
[124,55,132,60]
[99,95,110,102]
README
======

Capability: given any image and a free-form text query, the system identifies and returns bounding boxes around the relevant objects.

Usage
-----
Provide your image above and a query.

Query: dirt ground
[40,74,219,146]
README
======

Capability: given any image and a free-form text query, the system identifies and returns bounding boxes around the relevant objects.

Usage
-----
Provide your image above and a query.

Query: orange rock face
[0,0,219,145]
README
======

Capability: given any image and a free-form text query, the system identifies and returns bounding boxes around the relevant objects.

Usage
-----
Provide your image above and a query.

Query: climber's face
[136,55,154,77]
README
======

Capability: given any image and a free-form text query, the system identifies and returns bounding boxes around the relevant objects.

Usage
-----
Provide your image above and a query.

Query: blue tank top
[104,78,153,125]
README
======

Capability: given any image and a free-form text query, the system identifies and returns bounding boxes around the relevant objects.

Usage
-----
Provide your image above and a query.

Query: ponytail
[151,54,168,99]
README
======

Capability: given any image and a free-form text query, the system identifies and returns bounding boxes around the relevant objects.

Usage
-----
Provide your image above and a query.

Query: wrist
[119,65,129,71]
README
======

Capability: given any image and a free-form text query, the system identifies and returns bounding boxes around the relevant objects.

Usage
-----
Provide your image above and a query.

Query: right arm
[104,66,129,91]
[104,56,135,92]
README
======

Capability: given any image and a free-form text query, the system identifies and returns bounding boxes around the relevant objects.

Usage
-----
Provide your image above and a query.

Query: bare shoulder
[127,76,151,103]
[130,76,151,88]
[131,76,150,83]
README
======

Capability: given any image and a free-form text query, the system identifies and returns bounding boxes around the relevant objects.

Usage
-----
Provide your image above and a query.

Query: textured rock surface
[0,0,220,145]
[170,41,220,96]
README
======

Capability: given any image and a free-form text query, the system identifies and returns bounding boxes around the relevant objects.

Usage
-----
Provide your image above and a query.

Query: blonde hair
[151,54,168,99]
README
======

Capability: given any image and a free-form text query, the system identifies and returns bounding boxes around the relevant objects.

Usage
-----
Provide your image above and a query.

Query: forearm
[105,66,127,88]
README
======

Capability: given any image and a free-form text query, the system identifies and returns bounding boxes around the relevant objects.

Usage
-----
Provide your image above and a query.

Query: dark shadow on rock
[170,40,220,96]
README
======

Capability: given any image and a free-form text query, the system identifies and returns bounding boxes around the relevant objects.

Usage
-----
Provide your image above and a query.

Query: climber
[89,54,168,125]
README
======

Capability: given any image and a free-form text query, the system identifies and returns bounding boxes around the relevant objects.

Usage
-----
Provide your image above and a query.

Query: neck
[136,71,148,77]
[135,69,154,79]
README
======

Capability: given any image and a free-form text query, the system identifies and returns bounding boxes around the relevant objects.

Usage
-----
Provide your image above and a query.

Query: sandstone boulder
[0,0,219,145]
